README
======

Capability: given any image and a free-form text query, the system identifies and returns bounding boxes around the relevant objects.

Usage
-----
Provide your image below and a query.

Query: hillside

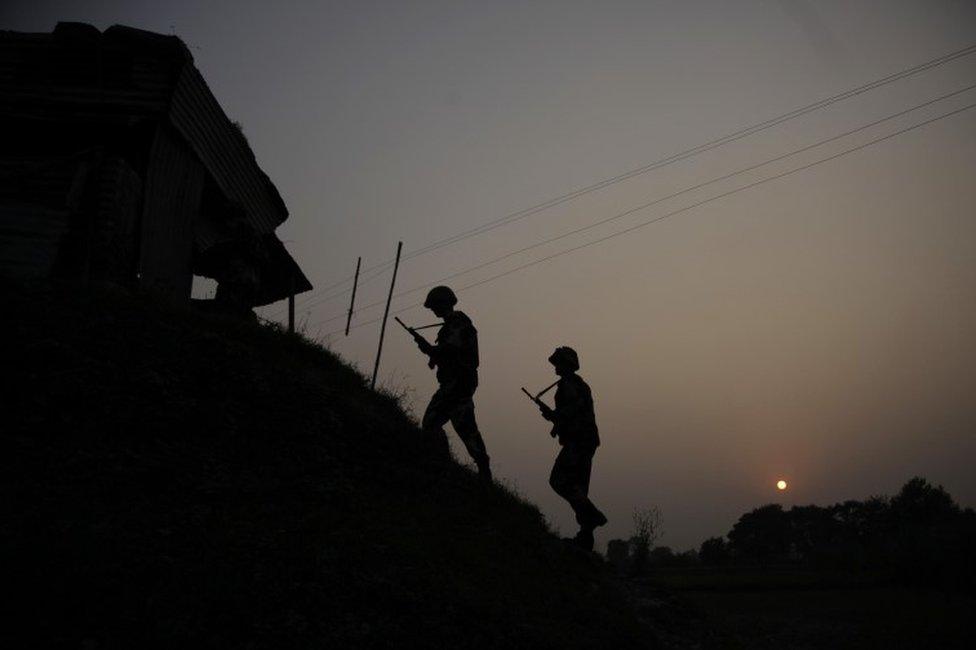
[2,284,656,649]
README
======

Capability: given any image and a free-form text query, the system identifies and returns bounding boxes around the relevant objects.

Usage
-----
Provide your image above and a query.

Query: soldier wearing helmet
[535,346,607,550]
[414,286,491,480]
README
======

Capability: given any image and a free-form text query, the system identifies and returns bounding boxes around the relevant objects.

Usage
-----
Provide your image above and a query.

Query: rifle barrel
[521,387,543,406]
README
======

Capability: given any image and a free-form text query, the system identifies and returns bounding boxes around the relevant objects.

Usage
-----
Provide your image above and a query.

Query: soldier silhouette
[534,347,607,550]
[412,286,492,480]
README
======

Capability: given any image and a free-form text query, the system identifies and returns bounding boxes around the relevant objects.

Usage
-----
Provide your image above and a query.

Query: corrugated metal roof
[257,236,313,305]
[169,64,287,236]
[0,24,178,121]
[1,23,289,238]
[0,23,312,298]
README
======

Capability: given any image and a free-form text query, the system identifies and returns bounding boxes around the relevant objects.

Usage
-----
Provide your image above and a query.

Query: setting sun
[777,480,788,491]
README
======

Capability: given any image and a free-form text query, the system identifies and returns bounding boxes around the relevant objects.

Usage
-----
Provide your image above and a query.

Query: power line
[304,83,976,329]
[281,40,976,315]
[319,100,976,338]
[292,263,390,315]
[267,261,389,317]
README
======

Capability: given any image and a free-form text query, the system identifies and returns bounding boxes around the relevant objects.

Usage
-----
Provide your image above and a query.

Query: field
[639,566,976,649]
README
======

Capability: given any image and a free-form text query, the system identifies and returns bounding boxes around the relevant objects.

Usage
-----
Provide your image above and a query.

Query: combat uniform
[421,310,490,473]
[545,373,605,530]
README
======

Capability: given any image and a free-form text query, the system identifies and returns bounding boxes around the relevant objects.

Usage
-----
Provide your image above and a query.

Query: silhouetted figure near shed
[413,286,492,480]
[535,347,607,551]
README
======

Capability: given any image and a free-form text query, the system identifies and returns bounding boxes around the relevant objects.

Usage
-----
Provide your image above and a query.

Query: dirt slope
[2,285,655,649]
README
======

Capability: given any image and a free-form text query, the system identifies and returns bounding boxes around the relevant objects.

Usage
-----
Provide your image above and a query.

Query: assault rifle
[395,317,441,368]
[521,380,559,403]
[521,380,560,437]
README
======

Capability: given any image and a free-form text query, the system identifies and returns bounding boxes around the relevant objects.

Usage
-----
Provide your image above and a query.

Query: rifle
[520,380,559,409]
[520,387,545,407]
[521,380,560,437]
[395,317,440,368]
[394,316,428,345]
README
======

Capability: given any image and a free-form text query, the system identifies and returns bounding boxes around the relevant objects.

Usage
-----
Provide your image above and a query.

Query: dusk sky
[6,1,975,549]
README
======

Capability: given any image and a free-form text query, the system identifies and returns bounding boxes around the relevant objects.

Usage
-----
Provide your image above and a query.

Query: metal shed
[0,22,312,310]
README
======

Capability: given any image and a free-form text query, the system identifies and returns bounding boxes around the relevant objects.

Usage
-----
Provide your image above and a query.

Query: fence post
[371,241,403,390]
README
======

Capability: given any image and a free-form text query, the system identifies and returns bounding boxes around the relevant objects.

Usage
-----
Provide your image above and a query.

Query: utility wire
[304,83,976,329]
[294,264,390,315]
[279,40,976,316]
[318,100,976,338]
[269,255,392,318]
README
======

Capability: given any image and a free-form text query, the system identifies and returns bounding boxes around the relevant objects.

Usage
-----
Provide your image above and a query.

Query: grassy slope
[2,285,654,649]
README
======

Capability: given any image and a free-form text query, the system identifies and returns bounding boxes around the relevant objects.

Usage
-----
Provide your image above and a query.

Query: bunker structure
[0,22,312,313]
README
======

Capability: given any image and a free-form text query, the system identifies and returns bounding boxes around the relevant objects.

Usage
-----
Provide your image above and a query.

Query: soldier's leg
[450,399,491,479]
[421,389,452,459]
[549,446,605,530]
[574,451,606,530]
[580,451,593,497]
[549,446,575,501]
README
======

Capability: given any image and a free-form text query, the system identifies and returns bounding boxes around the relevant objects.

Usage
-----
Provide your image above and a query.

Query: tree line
[608,477,976,592]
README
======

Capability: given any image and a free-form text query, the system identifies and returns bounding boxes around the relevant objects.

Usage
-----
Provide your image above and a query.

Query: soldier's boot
[589,508,608,529]
[452,412,490,481]
[574,500,608,531]
[573,527,595,552]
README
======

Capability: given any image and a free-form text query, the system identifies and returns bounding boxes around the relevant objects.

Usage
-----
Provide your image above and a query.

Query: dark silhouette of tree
[789,504,838,564]
[889,477,959,524]
[886,477,965,586]
[727,504,791,563]
[629,507,662,575]
[830,495,889,567]
[649,546,675,565]
[703,477,976,592]
[699,536,730,566]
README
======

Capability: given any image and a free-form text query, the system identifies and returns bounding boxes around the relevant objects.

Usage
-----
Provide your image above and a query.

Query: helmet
[548,346,579,371]
[424,285,458,309]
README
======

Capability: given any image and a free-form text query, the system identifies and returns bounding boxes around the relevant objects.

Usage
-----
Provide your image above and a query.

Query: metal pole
[345,256,362,336]
[371,241,403,390]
